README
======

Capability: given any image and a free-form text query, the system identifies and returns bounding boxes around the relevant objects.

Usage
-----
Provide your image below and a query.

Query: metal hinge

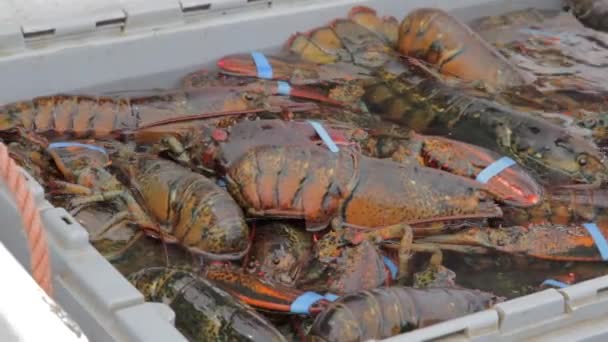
[1,0,275,49]
[179,0,271,17]
[20,9,126,43]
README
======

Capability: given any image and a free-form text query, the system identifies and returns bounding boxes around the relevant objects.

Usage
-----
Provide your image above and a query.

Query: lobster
[156,118,542,208]
[307,286,502,341]
[419,220,608,262]
[45,141,251,260]
[0,85,315,146]
[203,264,498,339]
[223,143,502,233]
[128,267,287,342]
[564,0,608,33]
[246,221,447,295]
[218,6,529,89]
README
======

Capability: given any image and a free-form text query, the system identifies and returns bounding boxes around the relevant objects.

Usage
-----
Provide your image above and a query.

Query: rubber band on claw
[307,120,340,153]
[290,292,326,314]
[383,256,398,280]
[324,293,339,301]
[251,52,273,79]
[475,156,516,184]
[583,223,608,261]
[48,142,107,155]
[277,81,292,96]
[541,279,570,288]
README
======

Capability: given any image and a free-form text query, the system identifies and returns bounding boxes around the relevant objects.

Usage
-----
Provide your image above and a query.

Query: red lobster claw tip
[486,164,544,208]
[217,54,258,77]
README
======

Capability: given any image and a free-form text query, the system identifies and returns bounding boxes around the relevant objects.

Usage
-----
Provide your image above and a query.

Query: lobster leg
[70,190,126,208]
[48,178,160,236]
[155,135,191,164]
[48,179,126,215]
[102,231,145,262]
[47,180,94,196]
[419,221,608,262]
[92,211,131,239]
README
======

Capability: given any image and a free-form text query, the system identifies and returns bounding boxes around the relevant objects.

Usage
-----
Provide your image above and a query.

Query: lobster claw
[412,133,543,208]
[217,52,370,85]
[419,221,608,262]
[265,84,346,107]
[46,141,111,182]
[205,264,333,314]
[218,53,316,82]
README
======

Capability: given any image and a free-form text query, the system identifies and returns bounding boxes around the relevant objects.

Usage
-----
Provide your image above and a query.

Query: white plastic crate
[0,237,88,342]
[2,0,608,341]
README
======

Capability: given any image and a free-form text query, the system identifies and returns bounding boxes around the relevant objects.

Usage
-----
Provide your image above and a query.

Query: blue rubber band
[307,120,339,153]
[290,292,324,314]
[541,279,570,288]
[216,178,227,189]
[583,223,608,261]
[48,142,107,155]
[324,293,339,301]
[277,81,292,96]
[383,256,398,280]
[476,156,516,184]
[251,51,273,79]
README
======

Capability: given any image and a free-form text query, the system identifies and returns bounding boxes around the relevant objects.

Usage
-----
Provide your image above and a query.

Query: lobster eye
[582,118,597,128]
[243,93,255,101]
[577,154,588,166]
[246,261,257,270]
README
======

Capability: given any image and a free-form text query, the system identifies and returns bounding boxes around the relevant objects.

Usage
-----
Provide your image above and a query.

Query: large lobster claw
[182,69,347,107]
[408,133,543,208]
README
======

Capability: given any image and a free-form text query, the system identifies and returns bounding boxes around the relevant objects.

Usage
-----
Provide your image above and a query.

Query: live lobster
[45,141,251,260]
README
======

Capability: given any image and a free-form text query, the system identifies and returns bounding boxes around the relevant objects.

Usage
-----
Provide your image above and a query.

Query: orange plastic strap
[0,142,53,296]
